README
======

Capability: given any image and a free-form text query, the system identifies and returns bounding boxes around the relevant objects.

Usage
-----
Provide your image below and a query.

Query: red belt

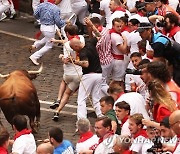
[112,53,124,60]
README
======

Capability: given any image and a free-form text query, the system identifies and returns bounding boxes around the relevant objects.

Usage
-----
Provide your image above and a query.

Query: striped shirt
[34,2,65,29]
[96,28,113,65]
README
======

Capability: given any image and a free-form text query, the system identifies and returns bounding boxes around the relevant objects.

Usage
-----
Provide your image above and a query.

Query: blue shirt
[34,2,65,29]
[54,140,74,154]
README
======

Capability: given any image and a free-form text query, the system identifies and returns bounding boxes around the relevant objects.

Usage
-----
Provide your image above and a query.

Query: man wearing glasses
[163,110,180,153]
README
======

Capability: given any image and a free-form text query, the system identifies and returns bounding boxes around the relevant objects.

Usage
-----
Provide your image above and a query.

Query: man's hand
[84,17,93,27]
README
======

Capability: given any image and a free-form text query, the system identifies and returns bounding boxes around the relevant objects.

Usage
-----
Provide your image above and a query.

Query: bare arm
[74,60,89,68]
[116,35,128,54]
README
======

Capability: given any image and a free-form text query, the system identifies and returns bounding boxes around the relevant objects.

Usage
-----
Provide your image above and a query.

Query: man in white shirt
[108,81,150,120]
[115,101,131,136]
[11,115,36,154]
[107,0,131,29]
[99,0,111,27]
[76,118,99,153]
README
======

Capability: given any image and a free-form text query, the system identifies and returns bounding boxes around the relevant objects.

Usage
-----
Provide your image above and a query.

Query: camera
[147,136,163,154]
[156,20,166,27]
[125,68,142,75]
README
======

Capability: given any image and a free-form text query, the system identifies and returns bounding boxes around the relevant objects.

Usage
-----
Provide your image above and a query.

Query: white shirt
[121,119,131,136]
[126,0,138,12]
[128,31,142,53]
[129,15,149,23]
[76,135,99,153]
[141,139,154,154]
[114,92,150,120]
[168,0,179,11]
[130,135,147,154]
[107,10,131,29]
[129,74,146,99]
[111,33,124,55]
[63,35,84,76]
[99,0,111,26]
[58,0,72,13]
[174,143,180,154]
[173,31,180,44]
[12,133,36,154]
[0,0,10,5]
[94,135,117,154]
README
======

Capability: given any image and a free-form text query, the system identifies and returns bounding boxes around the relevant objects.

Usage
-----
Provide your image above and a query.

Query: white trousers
[77,73,105,119]
[101,60,114,84]
[0,2,10,17]
[71,1,88,24]
[31,26,56,60]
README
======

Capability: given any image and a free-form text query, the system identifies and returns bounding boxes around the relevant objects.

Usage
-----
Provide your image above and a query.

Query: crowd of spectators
[1,0,180,153]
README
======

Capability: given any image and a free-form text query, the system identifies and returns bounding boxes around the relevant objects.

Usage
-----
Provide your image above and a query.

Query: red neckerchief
[133,129,148,139]
[14,129,32,141]
[109,28,122,35]
[117,92,125,99]
[121,115,128,127]
[173,134,180,153]
[68,35,80,41]
[166,26,180,39]
[123,150,132,154]
[113,6,126,13]
[78,131,94,143]
[99,130,114,144]
[120,26,130,33]
[158,5,166,17]
[137,11,144,17]
[0,147,8,154]
[89,131,114,151]
[97,26,103,32]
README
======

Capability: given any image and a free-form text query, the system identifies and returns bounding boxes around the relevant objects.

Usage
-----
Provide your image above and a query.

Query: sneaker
[10,12,17,19]
[50,100,60,109]
[0,13,7,21]
[52,112,59,121]
[29,56,39,66]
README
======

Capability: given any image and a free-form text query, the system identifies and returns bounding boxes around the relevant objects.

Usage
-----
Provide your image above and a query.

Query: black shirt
[79,37,102,75]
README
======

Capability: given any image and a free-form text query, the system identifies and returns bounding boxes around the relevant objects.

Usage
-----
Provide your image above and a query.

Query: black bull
[0,65,43,133]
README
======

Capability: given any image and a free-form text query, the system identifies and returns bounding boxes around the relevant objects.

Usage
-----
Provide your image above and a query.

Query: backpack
[152,33,180,65]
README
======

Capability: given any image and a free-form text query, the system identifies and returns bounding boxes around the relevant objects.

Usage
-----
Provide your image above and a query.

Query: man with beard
[163,13,180,44]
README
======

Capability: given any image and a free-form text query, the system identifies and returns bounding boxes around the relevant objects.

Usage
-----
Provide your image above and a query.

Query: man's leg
[30,30,55,65]
[50,80,66,109]
[77,74,94,119]
[91,73,105,117]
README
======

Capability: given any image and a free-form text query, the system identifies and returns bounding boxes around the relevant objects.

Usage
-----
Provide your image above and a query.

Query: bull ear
[0,73,9,78]
[28,63,43,74]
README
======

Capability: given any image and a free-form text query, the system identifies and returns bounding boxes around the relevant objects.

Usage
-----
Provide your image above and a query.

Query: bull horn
[0,73,9,78]
[28,63,43,74]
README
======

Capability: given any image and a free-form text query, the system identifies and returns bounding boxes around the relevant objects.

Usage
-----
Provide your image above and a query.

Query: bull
[0,65,43,133]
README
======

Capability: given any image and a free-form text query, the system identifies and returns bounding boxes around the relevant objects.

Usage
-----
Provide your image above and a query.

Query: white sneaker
[29,56,39,65]
[0,13,7,21]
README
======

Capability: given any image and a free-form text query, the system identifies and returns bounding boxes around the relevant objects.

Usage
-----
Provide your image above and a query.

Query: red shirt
[153,103,171,123]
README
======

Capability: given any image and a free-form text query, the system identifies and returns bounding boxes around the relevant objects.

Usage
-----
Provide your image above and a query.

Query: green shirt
[105,109,121,135]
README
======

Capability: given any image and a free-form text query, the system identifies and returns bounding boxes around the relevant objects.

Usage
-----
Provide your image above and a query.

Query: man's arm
[116,35,128,54]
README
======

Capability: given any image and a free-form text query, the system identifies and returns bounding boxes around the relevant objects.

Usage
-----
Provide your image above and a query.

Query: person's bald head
[69,38,84,52]
[169,110,180,135]
[36,143,54,154]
